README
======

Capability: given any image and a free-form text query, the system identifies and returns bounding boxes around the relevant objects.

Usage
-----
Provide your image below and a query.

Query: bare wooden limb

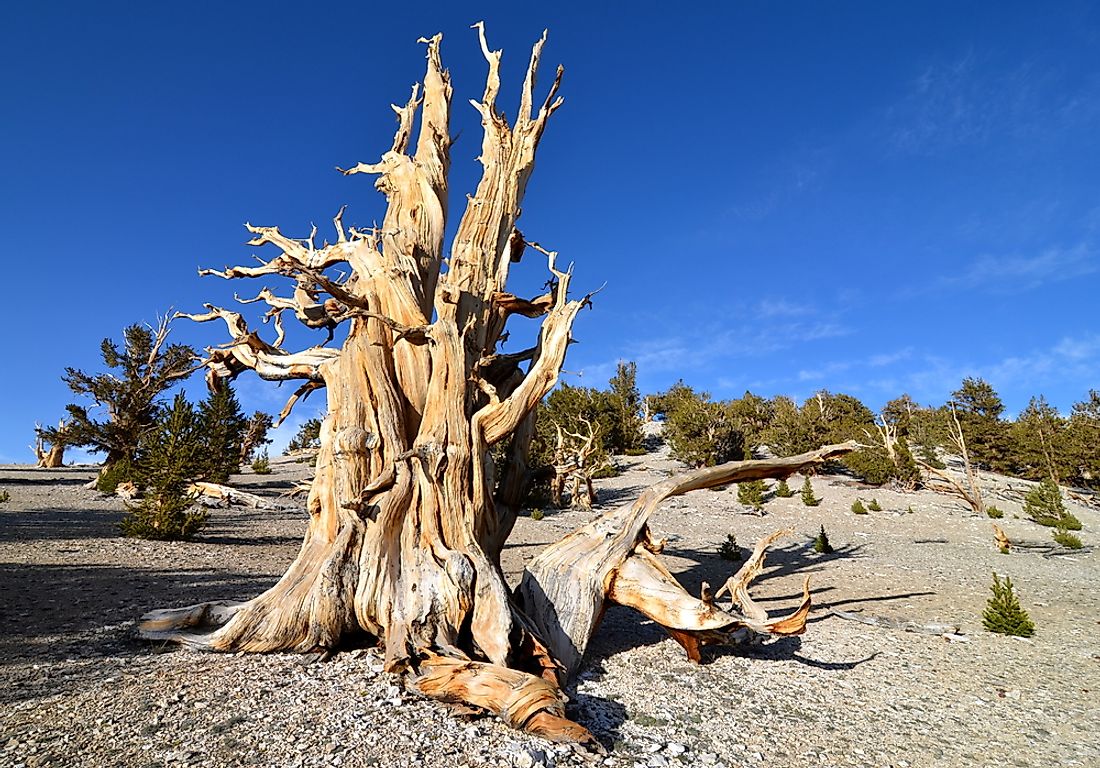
[189,481,276,510]
[520,441,860,678]
[832,610,962,637]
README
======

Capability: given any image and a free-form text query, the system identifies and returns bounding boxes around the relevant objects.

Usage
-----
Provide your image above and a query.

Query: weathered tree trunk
[549,419,602,509]
[33,421,66,468]
[918,403,984,514]
[139,28,858,743]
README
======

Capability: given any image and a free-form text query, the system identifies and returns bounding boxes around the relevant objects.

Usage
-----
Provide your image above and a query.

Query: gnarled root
[138,522,364,652]
[410,656,596,745]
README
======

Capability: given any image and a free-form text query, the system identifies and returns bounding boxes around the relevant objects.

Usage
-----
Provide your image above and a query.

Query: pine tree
[120,394,208,541]
[607,361,645,455]
[868,498,882,512]
[737,480,766,512]
[951,378,1010,472]
[198,385,248,483]
[813,525,834,554]
[851,498,867,514]
[982,574,1035,637]
[286,418,323,453]
[774,478,795,498]
[656,382,743,467]
[240,411,274,465]
[1024,478,1081,530]
[800,476,820,506]
[40,319,194,476]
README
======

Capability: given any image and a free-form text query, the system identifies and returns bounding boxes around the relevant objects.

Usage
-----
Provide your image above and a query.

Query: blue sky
[2,1,1098,462]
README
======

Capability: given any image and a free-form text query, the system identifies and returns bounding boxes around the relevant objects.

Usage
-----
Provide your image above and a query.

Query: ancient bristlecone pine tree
[140,28,857,743]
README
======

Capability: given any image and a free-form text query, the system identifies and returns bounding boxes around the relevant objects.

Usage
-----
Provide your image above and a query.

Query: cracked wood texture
[139,28,857,744]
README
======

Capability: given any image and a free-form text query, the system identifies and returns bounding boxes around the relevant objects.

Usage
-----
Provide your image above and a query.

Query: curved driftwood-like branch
[519,441,860,678]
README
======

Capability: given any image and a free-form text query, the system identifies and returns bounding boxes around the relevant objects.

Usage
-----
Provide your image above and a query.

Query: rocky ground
[1,439,1098,768]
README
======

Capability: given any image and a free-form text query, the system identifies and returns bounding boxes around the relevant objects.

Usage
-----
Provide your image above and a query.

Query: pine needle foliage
[868,498,882,512]
[774,478,795,498]
[718,534,742,561]
[120,394,208,540]
[286,418,323,454]
[851,498,867,514]
[42,321,194,472]
[251,450,272,475]
[197,385,248,483]
[240,411,274,465]
[982,573,1035,637]
[1053,527,1083,549]
[800,476,821,506]
[986,506,1004,519]
[737,480,766,512]
[813,525,834,554]
[1024,478,1081,530]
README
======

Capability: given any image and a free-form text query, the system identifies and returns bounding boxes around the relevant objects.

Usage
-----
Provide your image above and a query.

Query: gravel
[2,444,1098,768]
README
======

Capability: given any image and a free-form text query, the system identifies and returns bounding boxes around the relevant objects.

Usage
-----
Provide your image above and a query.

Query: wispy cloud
[886,52,1098,155]
[579,306,850,387]
[944,242,1096,293]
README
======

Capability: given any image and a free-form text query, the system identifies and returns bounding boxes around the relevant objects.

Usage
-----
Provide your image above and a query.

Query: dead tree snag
[139,28,858,743]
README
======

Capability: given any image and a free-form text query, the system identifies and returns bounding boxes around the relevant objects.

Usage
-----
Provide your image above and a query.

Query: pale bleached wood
[519,441,858,678]
[142,27,857,744]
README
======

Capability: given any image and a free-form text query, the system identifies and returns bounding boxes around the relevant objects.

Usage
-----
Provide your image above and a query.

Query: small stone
[664,744,686,757]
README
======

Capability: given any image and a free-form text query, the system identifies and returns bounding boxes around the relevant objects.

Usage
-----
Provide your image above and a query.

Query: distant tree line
[647,375,1100,491]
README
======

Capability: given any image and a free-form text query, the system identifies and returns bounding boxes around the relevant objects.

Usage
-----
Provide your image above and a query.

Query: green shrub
[813,525,833,554]
[800,477,820,507]
[986,506,1004,519]
[982,573,1035,637]
[0,490,9,503]
[120,394,208,541]
[718,534,742,561]
[251,451,272,475]
[851,498,867,514]
[774,479,795,498]
[96,458,134,494]
[530,508,545,521]
[868,498,882,512]
[737,480,766,512]
[1024,478,1081,530]
[1053,527,1083,549]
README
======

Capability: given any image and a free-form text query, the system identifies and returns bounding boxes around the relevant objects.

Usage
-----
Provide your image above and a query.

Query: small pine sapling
[813,525,834,554]
[1024,478,1081,530]
[737,479,766,513]
[868,498,882,512]
[775,478,795,498]
[982,573,1035,637]
[851,498,867,514]
[718,534,742,561]
[800,476,821,507]
[1052,526,1083,549]
[251,450,272,475]
[120,393,208,541]
[986,505,1004,519]
[530,508,545,521]
[0,489,9,503]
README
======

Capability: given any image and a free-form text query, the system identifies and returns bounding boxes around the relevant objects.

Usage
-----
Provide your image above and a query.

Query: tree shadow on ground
[0,507,124,542]
[0,563,276,673]
[0,474,94,487]
[663,539,869,598]
[594,485,648,507]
